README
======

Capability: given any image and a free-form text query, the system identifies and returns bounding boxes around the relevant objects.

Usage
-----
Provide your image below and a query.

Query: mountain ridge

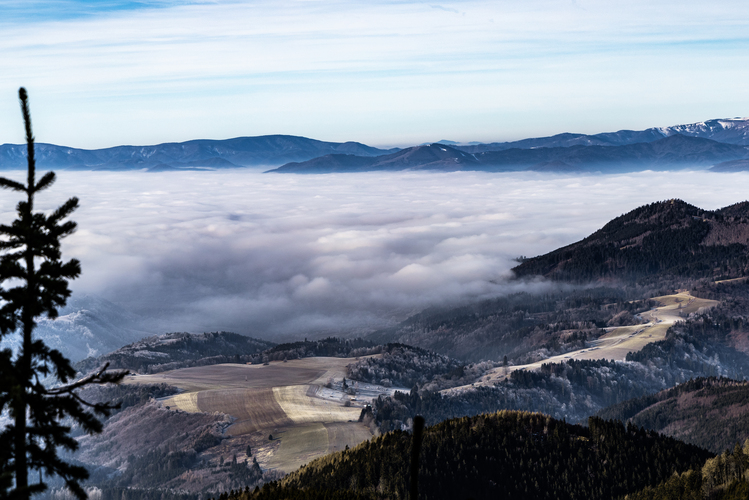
[253,411,711,500]
[3,117,748,172]
[457,117,749,153]
[270,135,749,174]
[0,135,398,171]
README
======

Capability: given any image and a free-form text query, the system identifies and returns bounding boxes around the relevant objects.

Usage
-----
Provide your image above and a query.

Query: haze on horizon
[1,0,748,149]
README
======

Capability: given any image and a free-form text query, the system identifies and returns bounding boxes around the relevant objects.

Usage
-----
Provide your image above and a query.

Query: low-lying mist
[1,169,745,341]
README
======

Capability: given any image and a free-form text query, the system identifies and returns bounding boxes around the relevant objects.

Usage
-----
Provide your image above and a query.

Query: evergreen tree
[0,88,126,500]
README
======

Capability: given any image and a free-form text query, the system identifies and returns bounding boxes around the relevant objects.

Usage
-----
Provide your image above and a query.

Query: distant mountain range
[446,117,749,151]
[272,117,749,173]
[0,135,396,171]
[2,117,748,173]
[271,135,749,173]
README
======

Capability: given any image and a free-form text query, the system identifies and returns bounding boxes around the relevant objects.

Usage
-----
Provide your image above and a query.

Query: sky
[1,169,747,341]
[1,0,748,149]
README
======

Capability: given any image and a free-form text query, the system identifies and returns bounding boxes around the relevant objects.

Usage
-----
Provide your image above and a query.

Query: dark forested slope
[513,199,749,282]
[597,377,749,453]
[625,441,749,500]
[231,412,711,500]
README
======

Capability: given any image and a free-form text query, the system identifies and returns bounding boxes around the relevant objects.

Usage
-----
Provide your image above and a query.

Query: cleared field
[267,423,330,472]
[130,356,361,391]
[714,277,749,285]
[150,359,365,433]
[273,385,361,424]
[130,356,376,472]
[324,422,373,454]
[131,362,325,392]
[453,292,719,391]
[168,391,200,413]
[266,421,373,473]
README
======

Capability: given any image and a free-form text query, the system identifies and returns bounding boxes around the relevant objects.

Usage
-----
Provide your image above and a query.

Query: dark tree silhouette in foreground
[0,88,126,500]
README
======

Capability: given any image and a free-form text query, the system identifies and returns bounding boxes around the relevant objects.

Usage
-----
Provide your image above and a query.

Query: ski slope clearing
[126,356,387,473]
[462,292,718,388]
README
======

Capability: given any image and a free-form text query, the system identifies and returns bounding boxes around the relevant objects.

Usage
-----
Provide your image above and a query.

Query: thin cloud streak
[0,169,745,341]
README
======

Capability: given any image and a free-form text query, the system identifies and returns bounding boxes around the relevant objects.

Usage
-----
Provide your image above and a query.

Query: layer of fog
[1,169,746,342]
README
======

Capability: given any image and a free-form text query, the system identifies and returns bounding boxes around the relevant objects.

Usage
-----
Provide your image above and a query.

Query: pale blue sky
[1,0,748,148]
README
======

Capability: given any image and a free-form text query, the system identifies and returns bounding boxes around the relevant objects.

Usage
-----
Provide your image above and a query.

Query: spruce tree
[0,88,126,500]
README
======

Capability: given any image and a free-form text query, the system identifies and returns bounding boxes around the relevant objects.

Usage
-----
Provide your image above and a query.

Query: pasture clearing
[266,423,329,472]
[324,422,373,454]
[266,421,373,472]
[451,292,719,391]
[128,356,379,473]
[137,358,367,433]
[273,385,361,424]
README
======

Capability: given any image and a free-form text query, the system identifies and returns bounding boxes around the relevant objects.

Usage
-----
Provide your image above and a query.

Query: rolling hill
[269,143,481,173]
[74,331,275,374]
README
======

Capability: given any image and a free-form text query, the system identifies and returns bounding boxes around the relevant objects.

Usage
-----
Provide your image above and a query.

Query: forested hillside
[625,440,749,500]
[367,287,652,362]
[229,412,711,500]
[346,344,468,389]
[597,377,749,453]
[368,292,749,432]
[513,199,749,282]
[262,337,377,362]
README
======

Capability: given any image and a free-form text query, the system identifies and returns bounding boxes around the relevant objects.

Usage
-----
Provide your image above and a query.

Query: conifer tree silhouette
[0,88,126,500]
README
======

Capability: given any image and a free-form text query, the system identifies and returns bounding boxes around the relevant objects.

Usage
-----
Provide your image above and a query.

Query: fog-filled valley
[1,169,748,345]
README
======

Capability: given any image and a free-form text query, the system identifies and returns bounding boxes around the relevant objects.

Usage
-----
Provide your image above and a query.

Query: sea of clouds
[1,169,746,341]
